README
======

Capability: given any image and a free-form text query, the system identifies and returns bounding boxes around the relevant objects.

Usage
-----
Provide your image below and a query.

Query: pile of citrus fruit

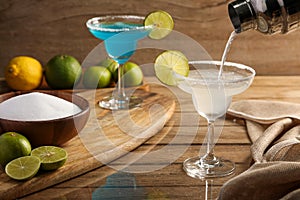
[0,132,67,181]
[4,55,82,90]
[83,59,144,88]
[4,55,144,90]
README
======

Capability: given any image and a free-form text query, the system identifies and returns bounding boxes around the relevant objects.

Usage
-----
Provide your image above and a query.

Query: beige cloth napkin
[218,100,300,200]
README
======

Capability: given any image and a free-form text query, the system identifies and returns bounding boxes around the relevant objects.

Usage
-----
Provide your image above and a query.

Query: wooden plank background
[1,0,300,77]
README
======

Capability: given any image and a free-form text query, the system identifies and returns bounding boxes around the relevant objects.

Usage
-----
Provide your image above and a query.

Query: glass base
[99,96,142,110]
[183,156,235,179]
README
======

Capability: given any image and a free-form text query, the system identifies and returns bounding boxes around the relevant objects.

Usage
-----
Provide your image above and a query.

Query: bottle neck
[228,0,256,33]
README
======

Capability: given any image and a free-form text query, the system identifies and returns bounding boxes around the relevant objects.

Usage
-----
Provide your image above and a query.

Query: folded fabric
[218,100,300,200]
[227,100,300,124]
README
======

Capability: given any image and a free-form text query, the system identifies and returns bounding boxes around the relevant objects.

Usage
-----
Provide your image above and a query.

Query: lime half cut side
[154,50,189,86]
[31,146,67,171]
[144,10,174,40]
[5,156,40,181]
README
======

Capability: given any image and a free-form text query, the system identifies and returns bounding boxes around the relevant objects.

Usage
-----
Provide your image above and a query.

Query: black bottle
[228,0,300,34]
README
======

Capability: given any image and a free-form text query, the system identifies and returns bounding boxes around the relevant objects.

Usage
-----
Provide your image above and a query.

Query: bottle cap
[228,0,256,33]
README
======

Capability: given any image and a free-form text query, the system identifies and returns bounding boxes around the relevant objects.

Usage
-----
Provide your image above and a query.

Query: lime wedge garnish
[5,156,40,181]
[154,50,189,85]
[31,146,67,171]
[144,10,174,39]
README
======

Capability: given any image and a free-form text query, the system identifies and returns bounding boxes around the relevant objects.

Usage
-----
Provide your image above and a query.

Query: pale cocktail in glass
[176,60,255,178]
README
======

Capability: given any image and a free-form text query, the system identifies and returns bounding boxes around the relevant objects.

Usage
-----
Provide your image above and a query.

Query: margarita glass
[176,60,255,179]
[86,15,153,110]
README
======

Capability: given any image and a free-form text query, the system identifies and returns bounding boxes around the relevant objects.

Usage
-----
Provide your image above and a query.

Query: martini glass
[176,60,255,179]
[86,15,153,110]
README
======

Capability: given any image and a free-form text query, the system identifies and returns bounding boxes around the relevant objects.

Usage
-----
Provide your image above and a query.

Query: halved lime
[31,146,67,171]
[5,156,40,181]
[144,10,174,39]
[154,50,189,85]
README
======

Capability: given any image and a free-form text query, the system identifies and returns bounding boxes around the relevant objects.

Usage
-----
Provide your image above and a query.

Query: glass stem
[205,179,213,200]
[201,120,218,166]
[117,64,126,100]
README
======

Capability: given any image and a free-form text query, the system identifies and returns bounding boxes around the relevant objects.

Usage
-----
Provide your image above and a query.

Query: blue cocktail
[86,15,153,110]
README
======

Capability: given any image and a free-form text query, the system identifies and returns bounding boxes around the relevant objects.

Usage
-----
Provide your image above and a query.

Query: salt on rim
[0,92,82,121]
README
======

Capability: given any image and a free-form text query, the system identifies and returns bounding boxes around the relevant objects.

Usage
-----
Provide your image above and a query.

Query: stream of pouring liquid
[218,31,237,79]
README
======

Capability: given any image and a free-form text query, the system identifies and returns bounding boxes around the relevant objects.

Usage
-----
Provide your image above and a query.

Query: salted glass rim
[175,60,256,84]
[86,15,154,32]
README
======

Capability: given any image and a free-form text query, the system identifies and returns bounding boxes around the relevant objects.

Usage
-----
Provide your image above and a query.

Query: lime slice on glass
[154,50,189,85]
[144,10,174,39]
[5,156,40,181]
[31,146,67,171]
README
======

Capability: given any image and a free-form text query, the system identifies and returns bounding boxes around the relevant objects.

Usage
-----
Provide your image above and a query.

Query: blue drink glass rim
[86,15,154,32]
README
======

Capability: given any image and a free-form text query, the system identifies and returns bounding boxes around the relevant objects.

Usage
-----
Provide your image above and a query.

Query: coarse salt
[0,92,82,121]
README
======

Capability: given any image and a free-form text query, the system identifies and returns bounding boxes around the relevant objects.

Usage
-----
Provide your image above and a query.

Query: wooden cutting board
[0,84,176,199]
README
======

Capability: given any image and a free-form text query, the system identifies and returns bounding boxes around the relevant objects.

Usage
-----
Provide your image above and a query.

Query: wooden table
[1,75,298,199]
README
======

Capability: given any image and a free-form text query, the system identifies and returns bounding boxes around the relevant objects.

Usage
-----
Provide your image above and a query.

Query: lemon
[31,146,67,171]
[5,156,40,181]
[4,56,43,90]
[83,66,112,88]
[144,10,174,40]
[45,55,82,89]
[0,132,32,167]
[154,50,189,85]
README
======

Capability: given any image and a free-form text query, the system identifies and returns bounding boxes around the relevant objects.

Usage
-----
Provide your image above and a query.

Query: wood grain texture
[0,85,175,199]
[1,0,300,77]
[2,75,300,199]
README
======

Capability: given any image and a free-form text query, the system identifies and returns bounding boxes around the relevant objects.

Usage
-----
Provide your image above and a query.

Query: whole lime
[45,55,82,89]
[0,132,32,167]
[99,58,119,82]
[122,62,143,87]
[83,66,112,88]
